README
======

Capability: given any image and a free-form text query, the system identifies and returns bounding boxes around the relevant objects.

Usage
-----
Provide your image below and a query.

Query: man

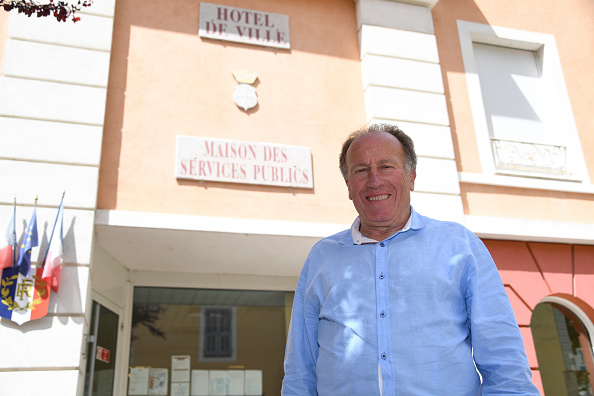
[281,124,540,395]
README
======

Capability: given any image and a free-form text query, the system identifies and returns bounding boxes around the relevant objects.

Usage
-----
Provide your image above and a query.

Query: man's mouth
[367,194,390,201]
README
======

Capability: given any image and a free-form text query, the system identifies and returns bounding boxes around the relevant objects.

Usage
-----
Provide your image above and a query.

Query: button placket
[375,240,391,376]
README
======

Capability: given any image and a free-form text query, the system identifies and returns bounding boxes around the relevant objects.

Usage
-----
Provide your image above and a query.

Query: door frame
[90,286,134,396]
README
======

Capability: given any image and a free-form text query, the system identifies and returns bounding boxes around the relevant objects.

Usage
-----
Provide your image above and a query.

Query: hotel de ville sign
[198,2,291,49]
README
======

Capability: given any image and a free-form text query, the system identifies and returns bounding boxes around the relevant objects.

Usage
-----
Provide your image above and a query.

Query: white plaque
[199,3,290,49]
[176,136,313,189]
[492,139,567,174]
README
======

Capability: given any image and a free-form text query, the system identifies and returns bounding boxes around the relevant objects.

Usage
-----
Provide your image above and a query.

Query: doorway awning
[94,210,347,278]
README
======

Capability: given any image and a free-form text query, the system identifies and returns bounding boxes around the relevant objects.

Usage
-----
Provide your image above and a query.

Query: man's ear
[345,178,353,200]
[409,170,416,191]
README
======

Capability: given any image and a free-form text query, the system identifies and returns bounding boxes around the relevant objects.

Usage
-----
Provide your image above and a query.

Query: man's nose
[366,168,382,188]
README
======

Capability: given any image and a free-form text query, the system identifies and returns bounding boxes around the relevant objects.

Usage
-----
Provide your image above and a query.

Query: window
[457,20,588,182]
[473,43,567,175]
[200,306,236,361]
[129,287,294,396]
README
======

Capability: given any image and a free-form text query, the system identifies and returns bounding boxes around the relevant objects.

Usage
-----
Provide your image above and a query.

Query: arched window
[531,296,594,396]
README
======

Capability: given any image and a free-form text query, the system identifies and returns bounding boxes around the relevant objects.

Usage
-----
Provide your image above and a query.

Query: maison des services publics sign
[199,3,290,49]
[175,136,313,189]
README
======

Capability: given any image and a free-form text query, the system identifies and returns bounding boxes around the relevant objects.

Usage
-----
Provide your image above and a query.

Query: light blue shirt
[282,208,540,396]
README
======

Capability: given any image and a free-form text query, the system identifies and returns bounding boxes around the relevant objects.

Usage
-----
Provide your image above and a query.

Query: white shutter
[473,43,554,145]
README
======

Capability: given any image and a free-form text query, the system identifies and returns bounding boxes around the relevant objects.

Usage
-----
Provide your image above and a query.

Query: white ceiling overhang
[94,210,348,278]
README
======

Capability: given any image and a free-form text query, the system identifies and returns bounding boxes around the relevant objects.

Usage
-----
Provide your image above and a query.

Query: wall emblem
[232,70,258,112]
[0,267,50,325]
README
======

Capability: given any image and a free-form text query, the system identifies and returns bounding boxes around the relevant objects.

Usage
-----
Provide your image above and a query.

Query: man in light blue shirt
[281,124,540,395]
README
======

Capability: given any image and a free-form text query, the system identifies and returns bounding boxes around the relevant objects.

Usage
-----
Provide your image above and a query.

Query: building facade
[0,0,593,395]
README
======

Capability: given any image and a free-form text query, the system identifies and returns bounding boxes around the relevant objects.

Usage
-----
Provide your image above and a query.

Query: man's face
[345,132,416,237]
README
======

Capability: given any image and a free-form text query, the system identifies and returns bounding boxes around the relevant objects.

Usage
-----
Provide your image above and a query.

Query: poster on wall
[190,370,209,396]
[245,370,263,396]
[171,382,190,396]
[228,370,245,395]
[148,368,168,396]
[128,367,149,395]
[209,370,229,396]
[172,355,191,382]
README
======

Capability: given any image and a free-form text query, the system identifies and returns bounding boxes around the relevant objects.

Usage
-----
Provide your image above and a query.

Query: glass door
[84,301,120,396]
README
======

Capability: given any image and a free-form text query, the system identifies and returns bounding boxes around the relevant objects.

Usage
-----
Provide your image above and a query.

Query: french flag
[0,202,17,271]
[42,199,64,293]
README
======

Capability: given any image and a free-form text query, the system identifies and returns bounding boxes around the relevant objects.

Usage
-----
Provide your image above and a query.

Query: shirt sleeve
[465,235,541,395]
[281,257,319,396]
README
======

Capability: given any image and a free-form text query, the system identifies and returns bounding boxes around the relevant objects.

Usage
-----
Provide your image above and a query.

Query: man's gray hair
[339,123,417,180]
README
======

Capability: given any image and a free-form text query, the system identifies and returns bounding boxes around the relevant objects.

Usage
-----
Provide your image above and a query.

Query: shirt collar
[350,209,413,245]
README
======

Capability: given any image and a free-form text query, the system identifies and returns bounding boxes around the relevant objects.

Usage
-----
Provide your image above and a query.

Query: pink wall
[484,240,594,394]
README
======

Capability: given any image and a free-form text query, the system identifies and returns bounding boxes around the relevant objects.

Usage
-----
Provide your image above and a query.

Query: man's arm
[466,236,541,395]
[281,258,319,396]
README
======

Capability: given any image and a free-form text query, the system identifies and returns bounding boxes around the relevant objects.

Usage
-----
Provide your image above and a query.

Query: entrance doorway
[531,297,594,396]
[84,301,120,396]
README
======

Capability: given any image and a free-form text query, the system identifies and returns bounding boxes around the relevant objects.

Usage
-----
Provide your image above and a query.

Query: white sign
[199,3,290,49]
[176,136,313,189]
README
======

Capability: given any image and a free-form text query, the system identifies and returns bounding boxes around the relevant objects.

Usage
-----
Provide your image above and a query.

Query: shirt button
[380,311,385,318]
[381,353,387,360]
[380,242,385,247]
[379,273,384,279]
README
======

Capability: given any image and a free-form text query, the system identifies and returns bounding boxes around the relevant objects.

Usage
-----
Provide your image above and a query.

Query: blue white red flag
[16,205,38,276]
[42,199,64,292]
[0,202,17,271]
[0,266,50,325]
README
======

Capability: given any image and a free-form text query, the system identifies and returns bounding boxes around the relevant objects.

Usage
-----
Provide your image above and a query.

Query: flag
[16,205,38,276]
[0,202,17,271]
[42,199,64,292]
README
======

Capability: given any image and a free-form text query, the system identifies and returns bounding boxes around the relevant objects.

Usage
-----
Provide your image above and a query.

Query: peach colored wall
[0,11,9,68]
[484,239,594,395]
[98,0,365,223]
[432,0,594,221]
[460,184,594,222]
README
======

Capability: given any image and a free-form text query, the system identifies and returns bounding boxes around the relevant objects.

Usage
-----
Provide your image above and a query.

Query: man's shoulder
[415,212,489,257]
[319,228,351,244]
[308,228,351,253]
[415,212,477,239]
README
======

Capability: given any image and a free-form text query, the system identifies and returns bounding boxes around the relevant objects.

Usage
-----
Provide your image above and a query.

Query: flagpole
[42,192,65,267]
[12,196,16,267]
